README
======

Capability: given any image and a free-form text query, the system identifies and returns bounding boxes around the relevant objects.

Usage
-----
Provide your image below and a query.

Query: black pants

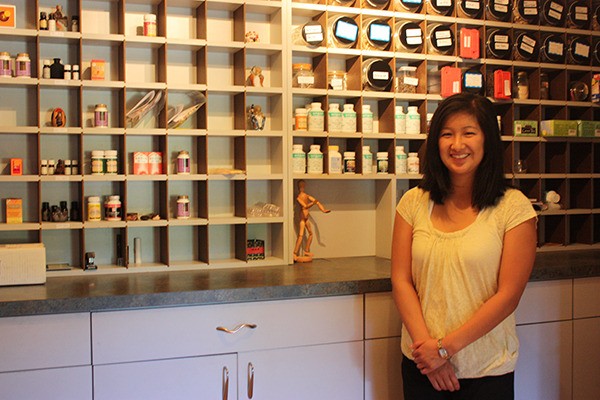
[401,356,514,400]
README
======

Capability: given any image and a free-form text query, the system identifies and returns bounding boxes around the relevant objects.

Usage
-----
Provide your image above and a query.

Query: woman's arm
[412,217,537,373]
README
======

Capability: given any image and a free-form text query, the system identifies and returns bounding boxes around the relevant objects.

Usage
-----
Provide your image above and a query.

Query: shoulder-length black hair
[419,93,507,209]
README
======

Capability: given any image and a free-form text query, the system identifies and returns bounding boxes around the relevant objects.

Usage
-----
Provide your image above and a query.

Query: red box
[494,70,511,99]
[10,158,22,175]
[441,66,462,97]
[133,152,149,175]
[460,28,480,59]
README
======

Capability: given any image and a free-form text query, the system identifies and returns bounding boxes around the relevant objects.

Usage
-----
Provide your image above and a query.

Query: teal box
[577,120,596,137]
[540,120,578,137]
[513,120,538,136]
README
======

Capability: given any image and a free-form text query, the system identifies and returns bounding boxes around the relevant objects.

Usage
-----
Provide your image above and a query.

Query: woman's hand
[426,361,460,392]
[411,339,446,374]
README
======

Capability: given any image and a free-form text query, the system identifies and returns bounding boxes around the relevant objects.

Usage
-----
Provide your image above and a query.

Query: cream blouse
[396,187,537,378]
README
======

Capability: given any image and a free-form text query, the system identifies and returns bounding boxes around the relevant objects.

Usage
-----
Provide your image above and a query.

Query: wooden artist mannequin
[293,180,330,262]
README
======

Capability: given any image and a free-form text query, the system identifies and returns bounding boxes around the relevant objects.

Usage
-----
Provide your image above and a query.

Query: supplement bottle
[395,146,408,174]
[376,152,389,174]
[406,106,421,135]
[87,196,101,221]
[177,195,191,219]
[395,106,406,134]
[177,150,191,174]
[308,102,325,132]
[328,145,342,174]
[343,151,356,174]
[104,195,122,221]
[362,146,373,174]
[307,144,324,174]
[104,150,118,174]
[91,150,105,174]
[295,108,308,131]
[292,144,306,174]
[361,104,374,134]
[408,152,420,174]
[327,103,343,133]
[342,103,357,133]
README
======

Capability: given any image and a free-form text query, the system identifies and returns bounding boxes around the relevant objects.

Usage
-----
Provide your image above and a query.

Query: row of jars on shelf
[296,0,600,30]
[294,16,600,66]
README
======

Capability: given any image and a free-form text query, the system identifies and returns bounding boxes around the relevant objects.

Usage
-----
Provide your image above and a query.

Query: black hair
[419,93,507,209]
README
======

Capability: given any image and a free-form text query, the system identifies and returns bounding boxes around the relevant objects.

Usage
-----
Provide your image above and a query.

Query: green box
[577,120,596,137]
[540,120,578,137]
[513,120,538,136]
[596,122,600,137]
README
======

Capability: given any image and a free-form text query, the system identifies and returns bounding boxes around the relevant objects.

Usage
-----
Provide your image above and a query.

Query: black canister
[513,31,539,62]
[566,1,589,30]
[594,4,600,31]
[458,0,482,18]
[567,36,591,66]
[365,19,392,50]
[486,28,511,60]
[485,0,511,22]
[362,58,393,91]
[330,16,359,48]
[427,24,455,55]
[396,21,424,53]
[540,33,565,64]
[426,0,454,16]
[540,0,565,27]
[513,0,539,25]
[593,39,600,67]
[462,69,484,95]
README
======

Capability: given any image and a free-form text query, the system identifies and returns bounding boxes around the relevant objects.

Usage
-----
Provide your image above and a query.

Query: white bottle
[307,144,323,174]
[328,145,342,174]
[361,104,373,134]
[394,106,406,134]
[328,103,343,133]
[342,103,357,133]
[362,145,372,174]
[407,152,420,174]
[308,102,324,132]
[292,144,306,174]
[406,106,421,135]
[395,146,408,174]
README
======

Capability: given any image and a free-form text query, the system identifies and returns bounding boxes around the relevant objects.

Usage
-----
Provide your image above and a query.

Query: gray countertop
[0,252,599,318]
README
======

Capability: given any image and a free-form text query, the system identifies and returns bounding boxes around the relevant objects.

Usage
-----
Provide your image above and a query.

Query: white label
[298,76,315,84]
[524,8,538,15]
[495,4,508,12]
[548,9,562,20]
[452,81,460,94]
[437,38,453,47]
[524,0,537,7]
[495,42,510,51]
[504,79,511,96]
[406,36,423,45]
[575,6,587,13]
[495,34,509,43]
[304,25,322,34]
[496,0,509,5]
[548,41,563,56]
[403,77,419,86]
[549,1,563,13]
[435,30,451,39]
[437,0,451,6]
[465,73,482,88]
[574,42,590,58]
[466,1,480,10]
[522,35,536,47]
[520,42,535,54]
[330,78,343,90]
[575,12,587,21]
[306,33,323,42]
[463,35,471,49]
[373,71,389,80]
[406,28,422,37]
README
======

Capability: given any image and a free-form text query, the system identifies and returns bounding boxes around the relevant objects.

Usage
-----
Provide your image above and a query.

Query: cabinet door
[0,366,92,400]
[515,321,572,400]
[94,354,237,400]
[238,341,363,400]
[365,337,404,400]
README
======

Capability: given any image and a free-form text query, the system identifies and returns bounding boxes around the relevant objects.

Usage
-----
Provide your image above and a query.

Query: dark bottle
[50,58,64,79]
[70,201,79,222]
[39,12,48,30]
[60,201,69,222]
[41,202,50,221]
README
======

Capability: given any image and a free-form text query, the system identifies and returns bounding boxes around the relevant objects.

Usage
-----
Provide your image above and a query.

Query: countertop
[0,251,599,318]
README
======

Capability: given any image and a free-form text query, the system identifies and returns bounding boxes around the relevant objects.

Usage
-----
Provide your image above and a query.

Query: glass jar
[567,36,591,66]
[177,150,191,174]
[516,71,529,100]
[362,18,392,50]
[540,33,565,64]
[362,58,393,91]
[539,72,549,100]
[48,159,56,175]
[513,32,538,62]
[427,24,455,55]
[0,52,11,77]
[15,53,31,78]
[292,63,314,88]
[567,1,589,29]
[486,29,511,60]
[458,0,482,18]
[328,70,347,90]
[176,195,190,219]
[293,21,325,48]
[395,21,423,53]
[593,40,600,67]
[426,0,454,16]
[485,0,512,21]
[94,104,109,127]
[40,159,48,175]
[513,0,539,24]
[42,59,51,79]
[72,64,80,80]
[569,81,589,101]
[64,64,72,80]
[328,16,359,48]
[395,0,423,12]
[540,0,565,27]
[396,66,418,94]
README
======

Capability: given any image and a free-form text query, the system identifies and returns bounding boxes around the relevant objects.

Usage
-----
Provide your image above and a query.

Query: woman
[391,93,537,399]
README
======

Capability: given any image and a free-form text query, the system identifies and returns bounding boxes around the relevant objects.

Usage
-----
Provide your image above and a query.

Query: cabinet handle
[247,362,255,399]
[216,323,257,334]
[222,366,229,400]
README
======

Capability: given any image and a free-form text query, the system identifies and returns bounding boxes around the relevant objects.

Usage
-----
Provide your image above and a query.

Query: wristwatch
[437,338,449,360]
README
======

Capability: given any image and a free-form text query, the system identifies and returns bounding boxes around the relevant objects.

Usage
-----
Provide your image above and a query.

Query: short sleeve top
[396,187,537,378]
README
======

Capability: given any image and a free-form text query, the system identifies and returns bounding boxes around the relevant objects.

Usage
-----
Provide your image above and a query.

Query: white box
[0,243,46,286]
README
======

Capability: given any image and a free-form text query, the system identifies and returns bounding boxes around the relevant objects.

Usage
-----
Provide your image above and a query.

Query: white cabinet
[92,295,363,398]
[0,313,92,399]
[364,292,403,400]
[94,354,237,400]
[238,341,363,400]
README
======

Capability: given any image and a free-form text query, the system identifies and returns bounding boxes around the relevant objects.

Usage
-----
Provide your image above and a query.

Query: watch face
[438,347,449,359]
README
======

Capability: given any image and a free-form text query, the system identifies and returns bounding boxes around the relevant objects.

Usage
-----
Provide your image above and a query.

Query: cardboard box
[592,73,599,104]
[90,59,105,80]
[0,5,16,28]
[0,243,46,286]
[10,158,22,175]
[577,120,596,137]
[513,120,538,137]
[595,122,600,137]
[540,120,578,137]
[6,198,22,224]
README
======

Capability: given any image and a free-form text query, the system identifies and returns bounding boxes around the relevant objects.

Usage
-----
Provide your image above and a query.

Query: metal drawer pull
[222,366,229,400]
[216,323,257,334]
[247,362,255,399]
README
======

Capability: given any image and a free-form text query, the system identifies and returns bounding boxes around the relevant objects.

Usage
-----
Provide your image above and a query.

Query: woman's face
[438,111,485,181]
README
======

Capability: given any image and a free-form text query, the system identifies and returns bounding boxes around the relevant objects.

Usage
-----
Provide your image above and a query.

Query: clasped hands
[411,339,460,392]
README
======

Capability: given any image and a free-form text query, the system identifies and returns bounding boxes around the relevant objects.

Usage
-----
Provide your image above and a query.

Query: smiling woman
[391,93,538,400]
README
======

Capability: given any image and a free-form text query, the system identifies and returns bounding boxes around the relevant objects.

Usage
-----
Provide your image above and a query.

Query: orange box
[133,151,149,175]
[0,5,16,28]
[90,59,105,80]
[10,158,22,175]
[6,198,22,224]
